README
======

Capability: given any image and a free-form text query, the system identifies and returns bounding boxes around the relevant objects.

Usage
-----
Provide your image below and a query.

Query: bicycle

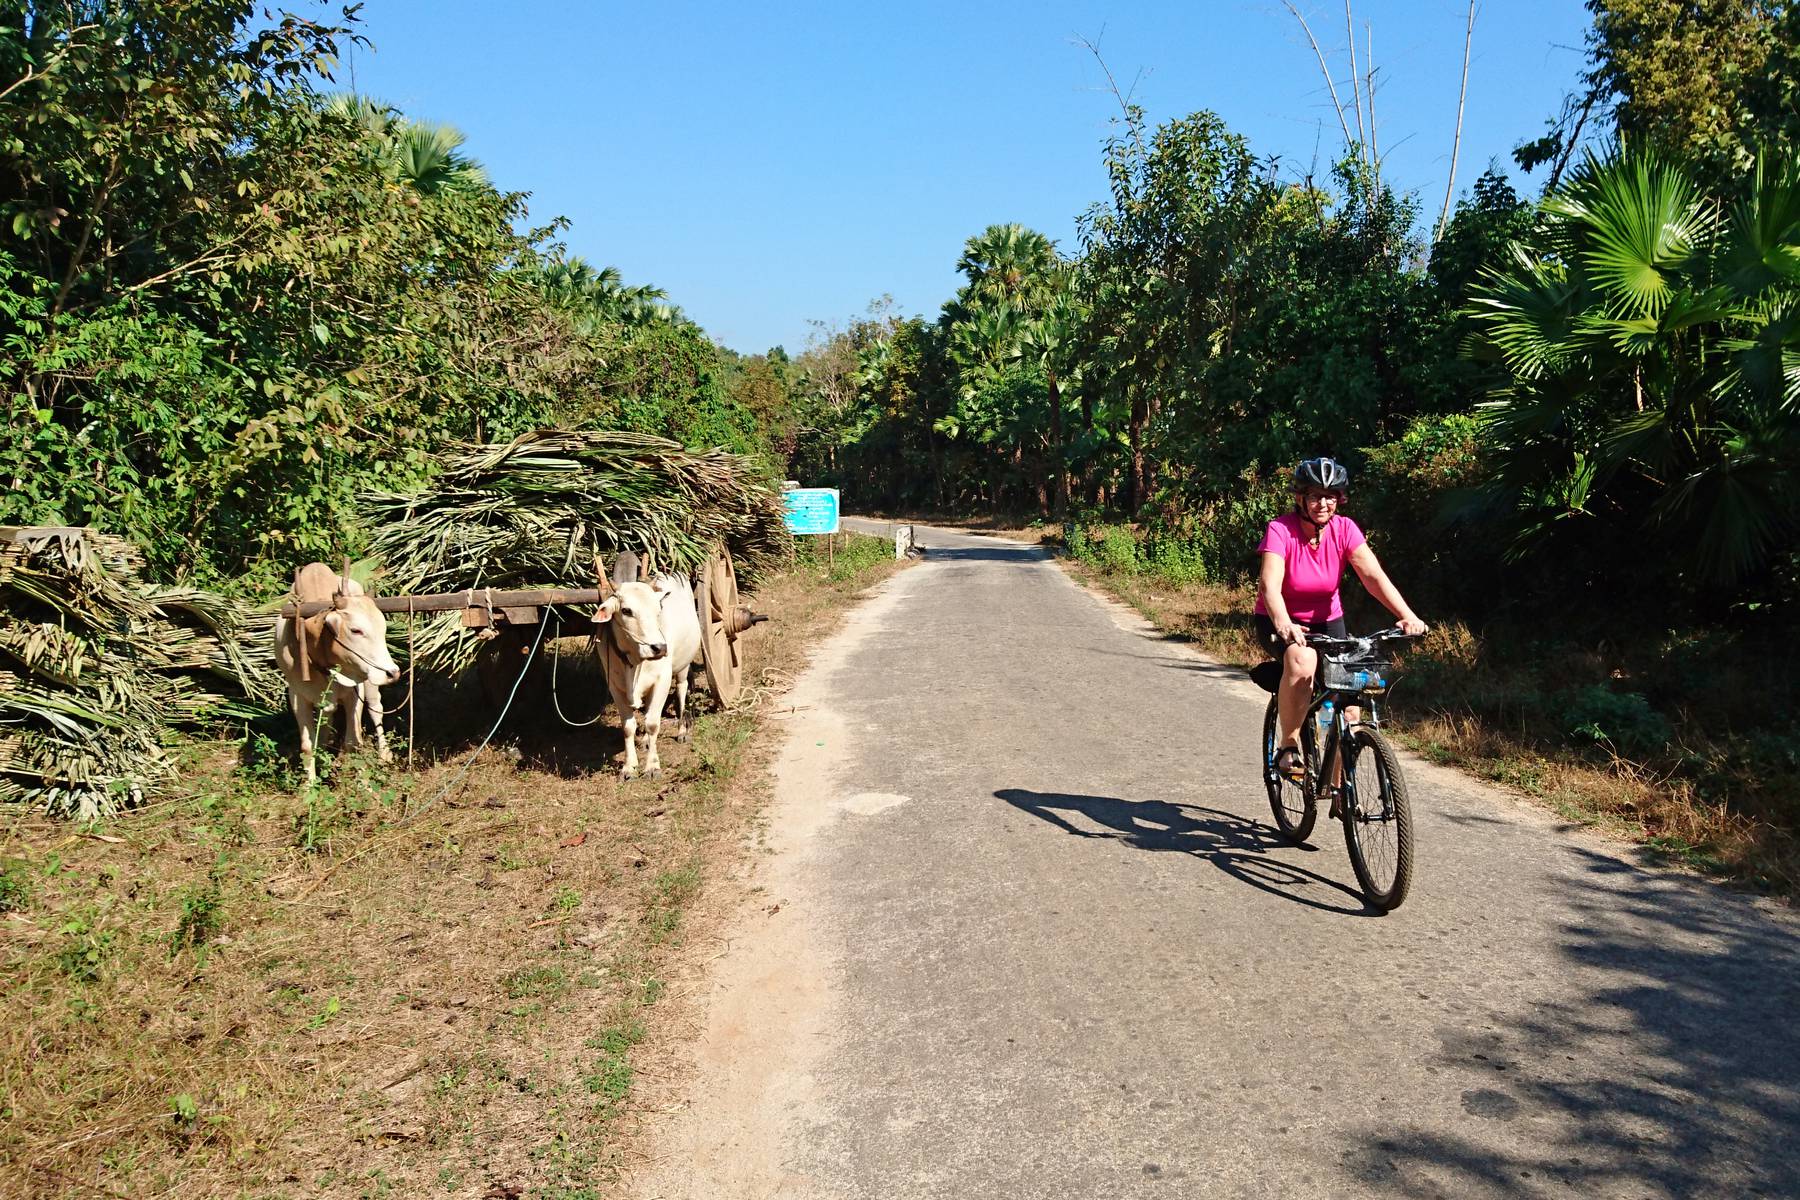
[1252,627,1417,911]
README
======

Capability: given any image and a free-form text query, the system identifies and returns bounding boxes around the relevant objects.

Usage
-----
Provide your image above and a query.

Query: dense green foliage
[2,3,768,591]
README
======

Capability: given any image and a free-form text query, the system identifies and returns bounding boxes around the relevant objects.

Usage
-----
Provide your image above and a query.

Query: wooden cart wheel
[696,551,744,705]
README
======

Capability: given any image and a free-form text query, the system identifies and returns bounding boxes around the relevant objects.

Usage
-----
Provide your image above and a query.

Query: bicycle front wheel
[1341,727,1413,911]
[1262,695,1316,843]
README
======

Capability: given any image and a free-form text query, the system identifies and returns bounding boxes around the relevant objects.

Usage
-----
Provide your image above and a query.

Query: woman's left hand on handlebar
[1397,616,1428,637]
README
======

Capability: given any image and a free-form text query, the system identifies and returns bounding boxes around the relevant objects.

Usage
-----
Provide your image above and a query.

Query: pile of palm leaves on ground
[362,430,791,669]
[0,528,282,820]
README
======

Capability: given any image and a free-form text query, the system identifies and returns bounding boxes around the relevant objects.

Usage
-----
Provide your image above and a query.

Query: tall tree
[1078,109,1273,513]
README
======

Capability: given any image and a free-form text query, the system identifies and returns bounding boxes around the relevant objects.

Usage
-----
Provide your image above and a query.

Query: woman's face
[1299,488,1342,524]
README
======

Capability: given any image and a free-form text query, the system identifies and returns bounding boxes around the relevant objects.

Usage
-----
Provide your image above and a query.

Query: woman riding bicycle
[1256,457,1427,782]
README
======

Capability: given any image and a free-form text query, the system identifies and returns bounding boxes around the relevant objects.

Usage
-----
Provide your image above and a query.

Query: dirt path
[636,521,1800,1200]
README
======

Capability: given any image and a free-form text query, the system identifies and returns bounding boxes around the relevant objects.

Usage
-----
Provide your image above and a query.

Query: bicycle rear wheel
[1341,727,1413,911]
[1262,696,1316,843]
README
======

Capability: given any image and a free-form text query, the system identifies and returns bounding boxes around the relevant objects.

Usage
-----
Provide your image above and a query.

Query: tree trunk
[1127,389,1148,516]
[1048,369,1067,522]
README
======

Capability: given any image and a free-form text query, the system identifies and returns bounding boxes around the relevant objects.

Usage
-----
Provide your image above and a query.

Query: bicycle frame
[1301,684,1372,806]
[1296,631,1406,812]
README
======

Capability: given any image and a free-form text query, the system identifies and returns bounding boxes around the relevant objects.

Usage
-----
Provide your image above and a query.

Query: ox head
[318,582,402,688]
[594,579,672,660]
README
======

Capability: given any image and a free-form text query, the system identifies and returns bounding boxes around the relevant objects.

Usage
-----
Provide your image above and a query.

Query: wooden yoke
[295,566,311,682]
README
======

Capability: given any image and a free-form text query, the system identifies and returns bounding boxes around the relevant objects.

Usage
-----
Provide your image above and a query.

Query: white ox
[272,563,402,782]
[594,561,702,781]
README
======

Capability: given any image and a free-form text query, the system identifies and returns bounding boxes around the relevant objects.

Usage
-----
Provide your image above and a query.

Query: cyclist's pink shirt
[1254,512,1366,623]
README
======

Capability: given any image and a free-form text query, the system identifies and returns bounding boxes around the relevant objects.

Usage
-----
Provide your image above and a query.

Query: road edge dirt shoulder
[625,558,924,1198]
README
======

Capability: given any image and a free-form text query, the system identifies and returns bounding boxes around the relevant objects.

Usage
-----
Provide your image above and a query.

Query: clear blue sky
[344,1,1593,355]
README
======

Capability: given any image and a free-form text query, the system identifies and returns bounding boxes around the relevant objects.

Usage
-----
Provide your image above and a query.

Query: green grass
[796,532,893,583]
[582,1020,646,1115]
[0,860,33,912]
[501,965,570,1001]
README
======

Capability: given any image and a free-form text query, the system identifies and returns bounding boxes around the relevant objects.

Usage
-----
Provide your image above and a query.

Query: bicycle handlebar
[1303,627,1420,654]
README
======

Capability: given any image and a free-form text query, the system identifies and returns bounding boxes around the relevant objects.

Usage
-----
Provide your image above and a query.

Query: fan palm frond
[1552,150,1708,317]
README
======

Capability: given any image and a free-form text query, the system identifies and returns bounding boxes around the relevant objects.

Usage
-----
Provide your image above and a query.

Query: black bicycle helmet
[1294,456,1350,494]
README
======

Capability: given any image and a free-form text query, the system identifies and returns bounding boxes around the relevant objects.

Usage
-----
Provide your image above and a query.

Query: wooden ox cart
[278,550,766,706]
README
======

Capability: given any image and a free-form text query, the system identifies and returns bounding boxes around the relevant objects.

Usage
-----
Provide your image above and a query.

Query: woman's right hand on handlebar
[1276,621,1309,646]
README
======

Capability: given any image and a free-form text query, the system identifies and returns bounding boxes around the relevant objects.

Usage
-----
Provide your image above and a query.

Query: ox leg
[291,690,319,784]
[363,681,392,764]
[620,705,641,781]
[340,683,366,753]
[641,677,671,779]
[674,666,691,743]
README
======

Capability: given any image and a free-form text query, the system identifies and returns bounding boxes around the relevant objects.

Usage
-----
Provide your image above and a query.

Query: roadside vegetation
[0,533,905,1200]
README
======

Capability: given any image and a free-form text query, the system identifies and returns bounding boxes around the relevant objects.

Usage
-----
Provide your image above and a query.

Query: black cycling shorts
[1253,614,1347,659]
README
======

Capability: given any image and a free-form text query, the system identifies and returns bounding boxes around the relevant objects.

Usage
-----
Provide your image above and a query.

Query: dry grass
[0,535,909,1200]
[1062,558,1800,895]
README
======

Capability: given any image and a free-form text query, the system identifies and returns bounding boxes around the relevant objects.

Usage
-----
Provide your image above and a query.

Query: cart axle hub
[727,607,769,637]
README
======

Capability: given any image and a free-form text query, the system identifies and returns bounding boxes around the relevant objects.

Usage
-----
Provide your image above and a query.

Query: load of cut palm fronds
[0,527,284,820]
[361,430,791,669]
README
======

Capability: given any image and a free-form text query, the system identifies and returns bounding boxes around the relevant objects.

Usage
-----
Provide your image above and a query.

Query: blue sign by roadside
[782,488,840,535]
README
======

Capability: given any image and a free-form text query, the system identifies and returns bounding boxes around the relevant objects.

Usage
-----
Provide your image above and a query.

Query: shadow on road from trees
[918,543,1050,564]
[1083,645,1251,683]
[995,787,1375,916]
[1345,846,1800,1198]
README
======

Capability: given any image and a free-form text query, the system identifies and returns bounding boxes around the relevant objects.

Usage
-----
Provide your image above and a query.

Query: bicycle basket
[1320,653,1398,694]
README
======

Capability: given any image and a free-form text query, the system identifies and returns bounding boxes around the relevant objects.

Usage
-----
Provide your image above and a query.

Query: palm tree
[939,225,1073,512]
[322,94,487,196]
[388,121,487,195]
[955,223,1059,308]
[1469,146,1800,582]
[530,255,674,331]
[1021,282,1084,521]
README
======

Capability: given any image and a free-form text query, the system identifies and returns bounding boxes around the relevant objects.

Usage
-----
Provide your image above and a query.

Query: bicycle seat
[1248,660,1283,694]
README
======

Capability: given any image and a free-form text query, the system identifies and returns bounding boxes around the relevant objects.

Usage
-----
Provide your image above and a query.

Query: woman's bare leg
[1277,643,1317,747]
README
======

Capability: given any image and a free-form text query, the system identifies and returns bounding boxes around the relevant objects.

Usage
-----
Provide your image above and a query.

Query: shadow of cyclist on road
[995,787,1374,915]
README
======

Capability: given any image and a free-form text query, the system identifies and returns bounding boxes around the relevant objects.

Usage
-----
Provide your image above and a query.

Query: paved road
[648,521,1800,1200]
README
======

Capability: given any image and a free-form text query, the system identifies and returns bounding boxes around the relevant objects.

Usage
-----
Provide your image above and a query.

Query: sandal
[1274,746,1306,783]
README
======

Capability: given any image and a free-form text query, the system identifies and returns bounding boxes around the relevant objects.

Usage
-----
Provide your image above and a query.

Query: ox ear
[322,609,344,634]
[591,597,617,625]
